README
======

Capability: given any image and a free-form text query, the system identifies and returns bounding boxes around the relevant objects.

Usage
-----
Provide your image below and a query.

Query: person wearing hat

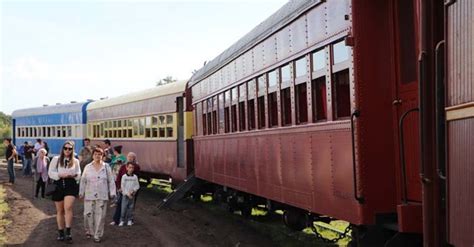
[33,148,50,198]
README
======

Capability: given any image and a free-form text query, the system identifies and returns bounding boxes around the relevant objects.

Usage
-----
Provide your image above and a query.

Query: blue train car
[11,102,90,157]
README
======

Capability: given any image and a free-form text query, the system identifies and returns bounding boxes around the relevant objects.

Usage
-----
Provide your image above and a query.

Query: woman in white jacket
[79,147,116,243]
[48,141,81,243]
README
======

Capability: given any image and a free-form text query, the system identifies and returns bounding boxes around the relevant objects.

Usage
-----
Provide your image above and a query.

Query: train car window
[127,129,132,138]
[295,83,308,124]
[231,105,237,132]
[212,110,217,134]
[42,127,46,137]
[145,128,151,138]
[33,127,37,137]
[202,110,207,136]
[224,107,230,133]
[166,115,173,125]
[117,128,123,138]
[258,75,266,97]
[397,0,416,84]
[207,113,212,135]
[281,87,291,126]
[312,49,326,71]
[219,94,225,133]
[239,83,247,131]
[312,77,327,121]
[166,127,173,138]
[207,99,213,134]
[268,70,277,89]
[333,40,349,64]
[113,121,117,128]
[152,116,158,126]
[212,97,218,134]
[159,127,165,137]
[117,120,122,128]
[281,64,291,83]
[257,96,265,129]
[268,92,278,127]
[152,127,158,138]
[104,122,108,129]
[145,117,152,138]
[67,126,72,137]
[248,99,256,130]
[62,126,67,137]
[232,87,238,102]
[295,57,307,78]
[239,83,247,102]
[139,118,145,136]
[133,119,139,136]
[332,69,351,118]
[239,101,246,131]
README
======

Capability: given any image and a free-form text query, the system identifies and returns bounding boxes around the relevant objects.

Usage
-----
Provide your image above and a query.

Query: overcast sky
[0,0,287,115]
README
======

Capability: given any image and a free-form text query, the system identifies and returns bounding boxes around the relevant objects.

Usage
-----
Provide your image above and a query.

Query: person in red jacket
[110,152,140,225]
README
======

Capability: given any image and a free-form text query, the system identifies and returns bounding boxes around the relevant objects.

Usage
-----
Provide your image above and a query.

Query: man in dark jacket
[3,138,16,184]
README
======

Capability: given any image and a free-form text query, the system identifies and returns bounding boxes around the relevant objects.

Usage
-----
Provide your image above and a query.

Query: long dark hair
[59,141,75,168]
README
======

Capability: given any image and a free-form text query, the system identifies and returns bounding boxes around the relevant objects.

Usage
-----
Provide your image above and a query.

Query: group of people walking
[3,137,141,244]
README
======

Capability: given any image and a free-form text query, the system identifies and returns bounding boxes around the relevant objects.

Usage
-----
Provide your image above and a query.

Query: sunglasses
[63,147,73,151]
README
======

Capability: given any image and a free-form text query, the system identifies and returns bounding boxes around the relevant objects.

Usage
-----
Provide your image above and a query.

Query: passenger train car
[187,0,473,246]
[86,81,194,184]
[12,102,90,156]
[9,0,473,246]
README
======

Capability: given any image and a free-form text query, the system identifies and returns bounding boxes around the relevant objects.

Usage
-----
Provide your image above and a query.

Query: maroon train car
[418,0,474,246]
[187,0,434,245]
[442,1,474,245]
[86,81,194,184]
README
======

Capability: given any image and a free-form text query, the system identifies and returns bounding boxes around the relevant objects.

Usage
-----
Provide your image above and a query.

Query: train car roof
[11,102,88,118]
[188,0,317,87]
[87,80,187,111]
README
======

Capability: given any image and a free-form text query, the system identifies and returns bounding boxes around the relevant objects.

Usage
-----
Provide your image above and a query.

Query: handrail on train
[351,110,364,204]
[399,107,419,204]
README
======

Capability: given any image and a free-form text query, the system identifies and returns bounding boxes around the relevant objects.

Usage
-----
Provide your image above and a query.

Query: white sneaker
[118,221,125,227]
[127,220,133,226]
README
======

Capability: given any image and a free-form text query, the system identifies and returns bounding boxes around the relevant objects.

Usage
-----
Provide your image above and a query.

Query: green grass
[0,186,11,245]
[145,181,352,246]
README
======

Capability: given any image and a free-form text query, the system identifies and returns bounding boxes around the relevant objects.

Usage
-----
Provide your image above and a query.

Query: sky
[0,0,288,115]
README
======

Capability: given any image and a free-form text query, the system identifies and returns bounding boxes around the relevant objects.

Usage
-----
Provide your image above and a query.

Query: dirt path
[0,163,325,246]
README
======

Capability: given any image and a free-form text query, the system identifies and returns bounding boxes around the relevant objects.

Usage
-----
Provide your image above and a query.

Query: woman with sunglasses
[48,141,81,243]
[79,147,116,243]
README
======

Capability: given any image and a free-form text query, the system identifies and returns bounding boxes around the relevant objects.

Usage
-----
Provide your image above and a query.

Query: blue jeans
[112,192,122,224]
[23,158,32,176]
[7,159,15,183]
[120,194,135,222]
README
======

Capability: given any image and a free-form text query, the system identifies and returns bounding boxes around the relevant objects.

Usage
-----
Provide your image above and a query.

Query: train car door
[392,0,423,233]
[444,0,474,246]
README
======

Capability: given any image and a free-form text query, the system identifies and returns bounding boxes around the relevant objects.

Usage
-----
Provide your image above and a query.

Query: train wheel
[283,209,307,231]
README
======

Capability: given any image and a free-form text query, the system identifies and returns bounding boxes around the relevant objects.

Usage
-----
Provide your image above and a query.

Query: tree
[156,76,177,86]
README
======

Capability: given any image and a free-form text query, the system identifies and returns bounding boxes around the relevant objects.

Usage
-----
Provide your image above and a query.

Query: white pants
[84,200,108,239]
